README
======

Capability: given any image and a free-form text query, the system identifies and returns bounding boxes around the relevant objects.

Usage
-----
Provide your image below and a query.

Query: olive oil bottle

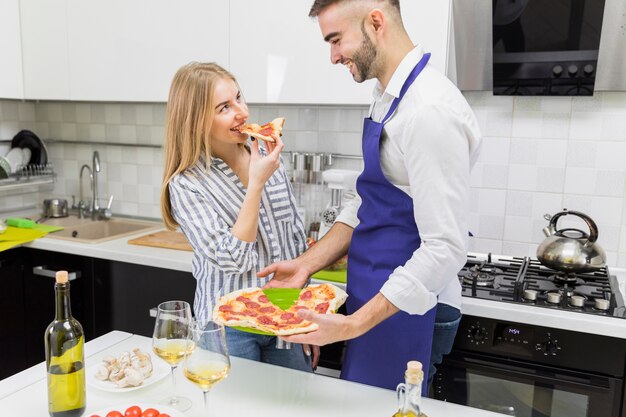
[392,361,427,417]
[45,271,86,417]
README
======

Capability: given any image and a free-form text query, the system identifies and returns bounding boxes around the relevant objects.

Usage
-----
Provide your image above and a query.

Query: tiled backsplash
[1,92,625,267]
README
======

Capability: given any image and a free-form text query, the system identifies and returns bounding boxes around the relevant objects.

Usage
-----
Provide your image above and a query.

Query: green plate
[232,288,302,335]
[311,269,347,284]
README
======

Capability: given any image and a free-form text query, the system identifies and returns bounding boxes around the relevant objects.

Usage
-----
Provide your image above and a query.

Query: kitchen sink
[41,216,162,244]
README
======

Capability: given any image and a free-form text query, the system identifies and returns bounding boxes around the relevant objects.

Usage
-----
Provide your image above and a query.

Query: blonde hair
[160,62,238,230]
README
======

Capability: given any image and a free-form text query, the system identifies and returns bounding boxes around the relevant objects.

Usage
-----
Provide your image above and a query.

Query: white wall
[1,92,626,267]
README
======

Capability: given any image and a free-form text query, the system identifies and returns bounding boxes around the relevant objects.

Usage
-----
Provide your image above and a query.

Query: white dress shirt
[336,45,482,315]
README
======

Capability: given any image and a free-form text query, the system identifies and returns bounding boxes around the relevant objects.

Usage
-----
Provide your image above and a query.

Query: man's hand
[258,259,310,289]
[279,309,360,346]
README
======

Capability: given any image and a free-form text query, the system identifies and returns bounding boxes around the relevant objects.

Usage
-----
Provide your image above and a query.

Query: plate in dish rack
[86,343,170,392]
[87,403,184,417]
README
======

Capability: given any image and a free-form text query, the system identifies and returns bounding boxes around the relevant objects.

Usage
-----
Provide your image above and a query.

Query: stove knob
[552,65,563,78]
[469,326,487,343]
[583,64,595,76]
[568,65,579,77]
[536,338,560,356]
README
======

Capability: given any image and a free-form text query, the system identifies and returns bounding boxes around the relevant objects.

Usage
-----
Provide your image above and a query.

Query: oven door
[434,351,624,417]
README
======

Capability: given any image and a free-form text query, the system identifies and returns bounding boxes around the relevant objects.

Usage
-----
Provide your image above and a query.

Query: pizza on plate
[213,283,347,336]
[238,117,285,143]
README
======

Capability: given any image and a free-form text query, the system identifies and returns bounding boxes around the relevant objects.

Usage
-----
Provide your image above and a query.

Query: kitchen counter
[18,229,626,339]
[0,331,504,417]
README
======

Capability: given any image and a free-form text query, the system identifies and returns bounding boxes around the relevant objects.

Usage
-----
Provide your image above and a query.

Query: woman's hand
[248,133,284,190]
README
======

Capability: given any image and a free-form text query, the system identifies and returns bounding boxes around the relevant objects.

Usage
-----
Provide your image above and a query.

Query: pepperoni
[218,305,233,312]
[280,312,295,320]
[258,126,273,136]
[243,310,259,317]
[292,305,307,311]
[315,302,329,313]
[286,317,304,325]
[236,296,249,302]
[259,306,276,313]
[300,290,312,301]
[258,295,270,303]
[244,301,260,309]
[257,315,277,326]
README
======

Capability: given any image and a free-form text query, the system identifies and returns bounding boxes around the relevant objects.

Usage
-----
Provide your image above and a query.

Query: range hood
[450,0,626,93]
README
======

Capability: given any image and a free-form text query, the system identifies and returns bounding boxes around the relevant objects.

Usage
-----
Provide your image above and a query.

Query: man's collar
[372,45,426,101]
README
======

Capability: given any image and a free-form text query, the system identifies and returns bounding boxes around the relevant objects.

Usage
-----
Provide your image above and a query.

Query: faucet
[78,164,93,219]
[92,151,101,219]
[73,151,113,220]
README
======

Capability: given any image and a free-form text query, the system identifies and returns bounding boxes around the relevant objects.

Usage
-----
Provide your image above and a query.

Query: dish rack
[0,163,56,191]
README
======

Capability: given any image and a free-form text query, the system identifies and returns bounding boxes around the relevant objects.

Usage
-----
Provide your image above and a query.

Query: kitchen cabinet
[20,0,71,100]
[0,248,27,380]
[64,0,229,101]
[105,260,196,336]
[230,0,374,104]
[0,0,24,99]
[20,249,98,366]
[401,0,452,75]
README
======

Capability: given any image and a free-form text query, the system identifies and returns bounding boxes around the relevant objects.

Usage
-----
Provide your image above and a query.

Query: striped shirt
[169,149,307,323]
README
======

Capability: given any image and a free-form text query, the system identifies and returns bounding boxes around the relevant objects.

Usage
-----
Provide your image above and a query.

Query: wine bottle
[392,361,427,417]
[45,270,86,417]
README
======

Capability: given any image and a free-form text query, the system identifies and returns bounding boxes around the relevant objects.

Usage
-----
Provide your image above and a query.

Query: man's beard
[352,23,378,83]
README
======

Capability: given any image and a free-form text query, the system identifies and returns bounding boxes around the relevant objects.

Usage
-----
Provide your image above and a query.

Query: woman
[160,62,313,371]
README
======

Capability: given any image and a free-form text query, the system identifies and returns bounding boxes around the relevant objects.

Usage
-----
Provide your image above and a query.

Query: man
[258,0,482,392]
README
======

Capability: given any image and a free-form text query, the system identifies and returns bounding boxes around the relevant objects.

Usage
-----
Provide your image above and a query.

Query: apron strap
[382,52,431,124]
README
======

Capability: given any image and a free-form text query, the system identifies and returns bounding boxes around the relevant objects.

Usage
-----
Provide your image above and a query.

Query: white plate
[87,402,184,417]
[86,346,170,393]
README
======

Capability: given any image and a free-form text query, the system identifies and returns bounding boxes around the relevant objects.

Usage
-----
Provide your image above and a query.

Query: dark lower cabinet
[104,260,196,337]
[0,248,27,380]
[1,248,195,380]
[20,249,98,367]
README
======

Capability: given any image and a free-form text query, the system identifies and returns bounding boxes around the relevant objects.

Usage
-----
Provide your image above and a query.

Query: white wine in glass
[152,300,194,411]
[183,320,230,416]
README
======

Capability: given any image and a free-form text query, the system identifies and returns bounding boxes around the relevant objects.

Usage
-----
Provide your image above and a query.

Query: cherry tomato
[125,405,142,417]
[157,414,171,417]
[90,415,101,417]
[141,408,161,417]
[106,412,123,417]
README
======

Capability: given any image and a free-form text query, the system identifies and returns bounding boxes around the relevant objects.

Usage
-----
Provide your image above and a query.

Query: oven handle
[454,356,614,390]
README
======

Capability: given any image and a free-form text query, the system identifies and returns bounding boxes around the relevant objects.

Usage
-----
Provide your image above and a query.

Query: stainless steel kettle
[536,209,606,273]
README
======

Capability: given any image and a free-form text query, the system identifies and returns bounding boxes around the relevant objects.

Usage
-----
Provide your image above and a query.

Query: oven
[433,254,626,416]
[434,315,626,417]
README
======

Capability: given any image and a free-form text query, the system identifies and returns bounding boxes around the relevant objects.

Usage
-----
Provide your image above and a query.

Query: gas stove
[459,253,626,319]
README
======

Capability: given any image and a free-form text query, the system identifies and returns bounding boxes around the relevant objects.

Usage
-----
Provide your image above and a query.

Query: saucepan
[42,199,69,219]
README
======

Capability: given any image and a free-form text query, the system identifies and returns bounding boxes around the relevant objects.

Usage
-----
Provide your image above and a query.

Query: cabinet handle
[149,308,157,318]
[32,266,81,281]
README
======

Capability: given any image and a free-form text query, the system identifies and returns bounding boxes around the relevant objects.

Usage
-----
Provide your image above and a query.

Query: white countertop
[0,331,503,417]
[18,231,626,339]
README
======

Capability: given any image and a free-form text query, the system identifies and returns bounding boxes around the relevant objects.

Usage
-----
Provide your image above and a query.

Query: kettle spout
[542,226,553,237]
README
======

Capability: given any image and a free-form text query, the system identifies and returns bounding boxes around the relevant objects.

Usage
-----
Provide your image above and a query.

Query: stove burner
[595,298,610,311]
[549,273,579,284]
[461,264,503,287]
[523,289,538,301]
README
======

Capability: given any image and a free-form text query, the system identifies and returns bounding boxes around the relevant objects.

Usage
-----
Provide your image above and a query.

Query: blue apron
[341,53,435,393]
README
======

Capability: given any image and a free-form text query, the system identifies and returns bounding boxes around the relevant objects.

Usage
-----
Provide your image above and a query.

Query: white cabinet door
[66,0,229,102]
[0,0,24,99]
[229,0,373,105]
[402,0,452,75]
[20,0,70,100]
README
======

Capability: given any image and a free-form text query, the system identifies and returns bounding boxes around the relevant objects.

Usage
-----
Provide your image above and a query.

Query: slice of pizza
[238,117,285,143]
[286,283,348,315]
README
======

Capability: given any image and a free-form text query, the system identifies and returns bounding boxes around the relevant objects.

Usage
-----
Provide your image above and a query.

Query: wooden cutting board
[128,230,193,251]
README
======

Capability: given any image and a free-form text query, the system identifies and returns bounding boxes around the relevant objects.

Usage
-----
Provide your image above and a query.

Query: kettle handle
[549,210,599,244]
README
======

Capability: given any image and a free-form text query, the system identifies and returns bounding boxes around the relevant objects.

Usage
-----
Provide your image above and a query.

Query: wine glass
[152,300,194,411]
[183,320,230,416]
